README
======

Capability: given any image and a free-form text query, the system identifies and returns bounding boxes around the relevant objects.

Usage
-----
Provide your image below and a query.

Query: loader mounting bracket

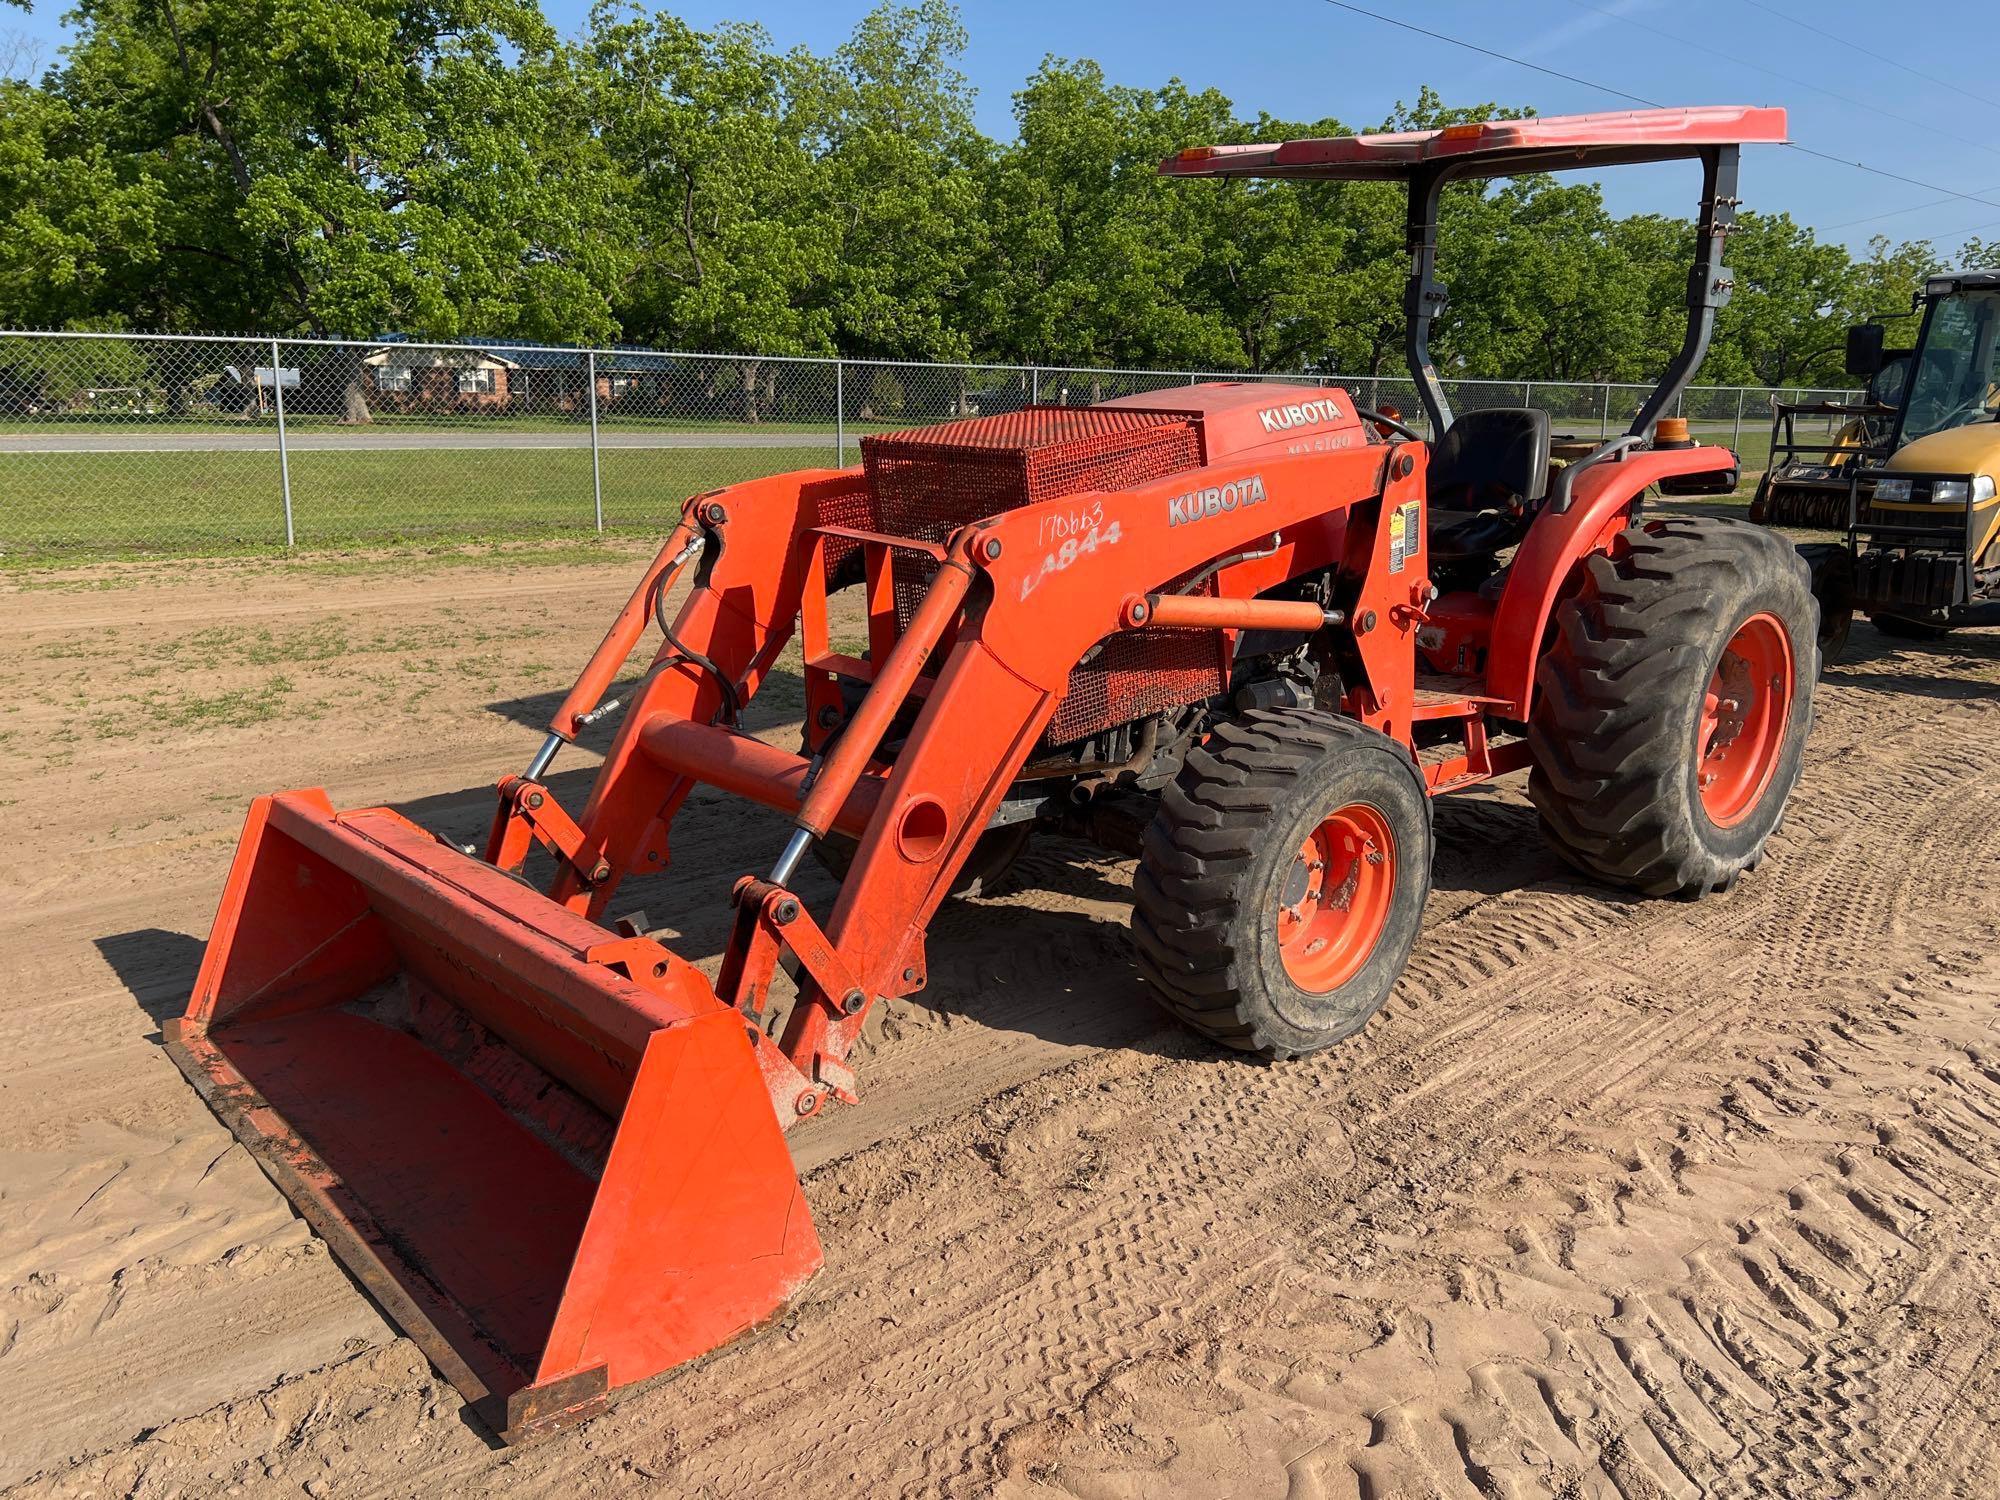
[484,776,610,903]
[717,876,867,1108]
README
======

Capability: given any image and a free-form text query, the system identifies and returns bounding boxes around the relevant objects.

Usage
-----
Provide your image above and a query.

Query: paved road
[0,429,847,454]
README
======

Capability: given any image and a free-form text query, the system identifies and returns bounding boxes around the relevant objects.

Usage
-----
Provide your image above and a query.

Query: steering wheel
[1356,405,1426,443]
[1926,393,1999,431]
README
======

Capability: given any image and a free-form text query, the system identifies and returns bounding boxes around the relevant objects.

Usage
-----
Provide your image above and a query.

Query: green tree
[1431,178,1644,383]
[28,0,627,416]
[1957,237,1999,271]
[1,1,1939,408]
[977,60,1243,372]
[797,1,989,365]
[0,326,154,413]
[1844,235,1940,324]
[1704,213,1855,387]
[0,81,164,329]
[1608,214,1701,382]
[1168,111,1371,375]
[584,4,831,359]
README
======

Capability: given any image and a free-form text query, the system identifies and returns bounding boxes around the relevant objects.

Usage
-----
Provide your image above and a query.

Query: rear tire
[1130,710,1432,1059]
[1528,518,1816,898]
[1795,542,1853,667]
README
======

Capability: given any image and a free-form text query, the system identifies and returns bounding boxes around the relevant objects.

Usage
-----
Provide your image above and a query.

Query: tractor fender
[1486,446,1737,717]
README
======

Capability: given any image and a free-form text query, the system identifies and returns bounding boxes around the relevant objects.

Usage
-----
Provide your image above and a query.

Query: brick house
[499,346,681,414]
[361,345,520,413]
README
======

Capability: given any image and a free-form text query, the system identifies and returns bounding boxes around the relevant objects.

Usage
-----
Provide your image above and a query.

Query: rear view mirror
[1845,323,1886,378]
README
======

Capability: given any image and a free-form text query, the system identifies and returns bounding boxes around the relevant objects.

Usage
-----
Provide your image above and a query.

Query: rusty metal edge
[501,1364,610,1443]
[162,1017,519,1442]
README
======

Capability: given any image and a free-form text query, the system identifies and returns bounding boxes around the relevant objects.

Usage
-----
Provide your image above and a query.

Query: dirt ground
[2,539,1998,1499]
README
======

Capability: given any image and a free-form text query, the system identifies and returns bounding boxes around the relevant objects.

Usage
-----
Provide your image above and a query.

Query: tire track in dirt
[2,589,1995,1497]
[968,717,2000,1499]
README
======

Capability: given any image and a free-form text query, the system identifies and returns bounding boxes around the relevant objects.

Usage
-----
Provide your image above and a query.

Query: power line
[1732,0,2000,113]
[1317,1,1661,109]
[1904,216,2000,252]
[1556,0,2000,164]
[1824,189,2000,236]
[1316,0,2000,223]
[1784,144,2000,218]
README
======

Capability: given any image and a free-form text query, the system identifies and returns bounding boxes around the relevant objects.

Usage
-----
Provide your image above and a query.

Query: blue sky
[8,0,1997,257]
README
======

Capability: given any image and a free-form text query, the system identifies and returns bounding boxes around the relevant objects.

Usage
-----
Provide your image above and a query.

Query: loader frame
[494,435,1737,1129]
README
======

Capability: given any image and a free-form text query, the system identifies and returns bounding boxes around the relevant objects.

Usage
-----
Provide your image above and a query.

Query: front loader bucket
[165,790,820,1440]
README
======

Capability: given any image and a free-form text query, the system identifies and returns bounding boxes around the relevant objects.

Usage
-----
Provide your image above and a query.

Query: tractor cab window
[1902,289,2000,443]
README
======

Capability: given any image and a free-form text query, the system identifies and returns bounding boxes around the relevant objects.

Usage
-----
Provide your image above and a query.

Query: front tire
[1130,710,1432,1059]
[1529,518,1816,897]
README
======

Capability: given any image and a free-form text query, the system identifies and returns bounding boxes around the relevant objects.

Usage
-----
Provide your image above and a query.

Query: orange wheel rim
[1276,803,1396,992]
[1698,612,1794,828]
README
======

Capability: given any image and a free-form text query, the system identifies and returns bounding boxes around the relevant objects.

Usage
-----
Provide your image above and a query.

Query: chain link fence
[0,330,1860,561]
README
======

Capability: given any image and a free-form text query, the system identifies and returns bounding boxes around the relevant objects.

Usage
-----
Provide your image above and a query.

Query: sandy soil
[1,541,1997,1499]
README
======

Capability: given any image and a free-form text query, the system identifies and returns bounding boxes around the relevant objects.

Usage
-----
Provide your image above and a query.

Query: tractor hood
[1888,423,2000,479]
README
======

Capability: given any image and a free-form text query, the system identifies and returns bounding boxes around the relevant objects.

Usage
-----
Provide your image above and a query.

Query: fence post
[835,359,845,466]
[1030,366,1039,405]
[587,350,603,534]
[1521,381,1533,411]
[1732,387,1746,453]
[1600,383,1611,440]
[271,338,294,548]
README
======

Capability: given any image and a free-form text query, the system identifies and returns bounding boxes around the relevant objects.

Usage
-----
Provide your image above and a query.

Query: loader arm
[549,470,863,912]
[794,440,1431,1067]
[532,438,1429,1087]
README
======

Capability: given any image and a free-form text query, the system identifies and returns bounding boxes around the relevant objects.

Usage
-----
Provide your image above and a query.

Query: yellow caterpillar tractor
[1747,391,1902,532]
[1762,270,2000,653]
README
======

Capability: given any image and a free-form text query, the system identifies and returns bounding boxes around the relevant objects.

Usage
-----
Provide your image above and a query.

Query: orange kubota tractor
[168,106,1812,1439]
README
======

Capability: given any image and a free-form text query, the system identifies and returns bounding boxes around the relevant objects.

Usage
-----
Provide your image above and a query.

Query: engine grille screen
[853,407,1223,744]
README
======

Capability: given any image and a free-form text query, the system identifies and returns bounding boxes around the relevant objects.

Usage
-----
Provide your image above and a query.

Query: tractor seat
[1426,407,1552,560]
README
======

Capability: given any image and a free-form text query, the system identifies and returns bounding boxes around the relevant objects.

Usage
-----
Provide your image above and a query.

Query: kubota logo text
[1168,474,1268,527]
[1257,397,1344,434]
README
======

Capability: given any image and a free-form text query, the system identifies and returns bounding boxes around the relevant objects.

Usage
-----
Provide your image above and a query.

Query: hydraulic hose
[650,535,741,725]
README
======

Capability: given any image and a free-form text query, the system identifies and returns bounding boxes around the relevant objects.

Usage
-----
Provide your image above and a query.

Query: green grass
[3,405,1812,569]
[91,673,298,738]
[1,444,846,564]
